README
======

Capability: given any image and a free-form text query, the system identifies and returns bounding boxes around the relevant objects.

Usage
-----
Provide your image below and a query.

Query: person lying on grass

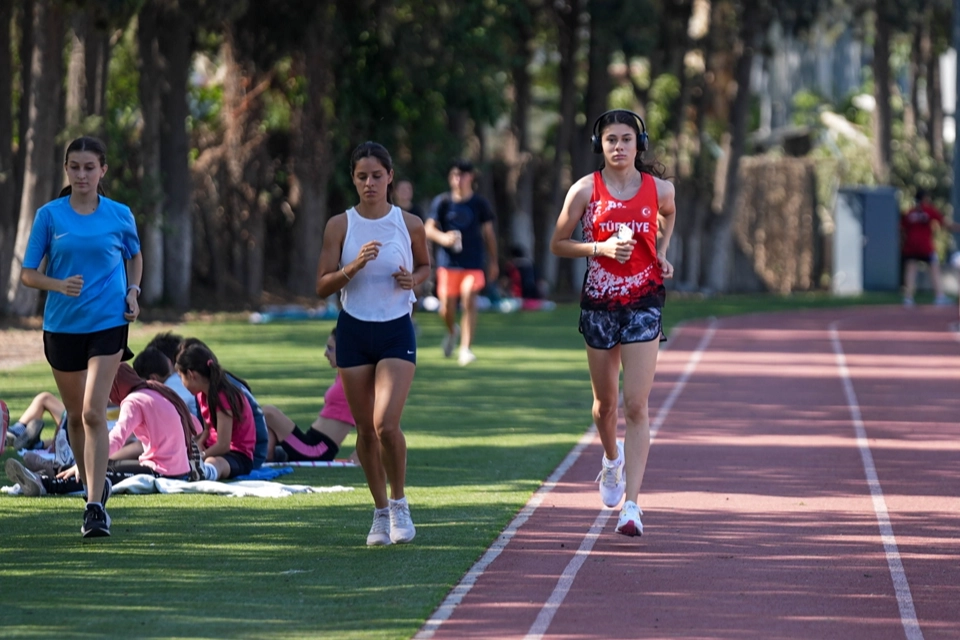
[5,363,199,496]
[262,328,360,465]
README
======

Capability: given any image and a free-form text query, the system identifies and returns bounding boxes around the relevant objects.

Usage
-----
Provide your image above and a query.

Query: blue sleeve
[479,197,496,225]
[428,194,447,223]
[23,208,51,270]
[119,205,140,259]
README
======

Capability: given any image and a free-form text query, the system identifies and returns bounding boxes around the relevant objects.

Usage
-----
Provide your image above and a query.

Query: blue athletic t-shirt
[23,195,141,334]
[428,193,495,270]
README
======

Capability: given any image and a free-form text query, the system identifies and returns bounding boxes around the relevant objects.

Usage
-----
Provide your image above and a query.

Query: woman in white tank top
[316,142,431,546]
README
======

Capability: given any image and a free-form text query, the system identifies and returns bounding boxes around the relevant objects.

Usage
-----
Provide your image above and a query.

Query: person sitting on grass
[5,391,66,452]
[5,363,198,496]
[175,339,256,481]
[262,328,360,465]
[146,331,269,469]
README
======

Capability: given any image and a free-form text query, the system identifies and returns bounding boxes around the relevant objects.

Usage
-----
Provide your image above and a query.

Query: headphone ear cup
[638,132,648,152]
[591,135,602,154]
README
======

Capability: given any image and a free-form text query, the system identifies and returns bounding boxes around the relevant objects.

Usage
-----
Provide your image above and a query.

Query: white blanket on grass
[2,475,354,499]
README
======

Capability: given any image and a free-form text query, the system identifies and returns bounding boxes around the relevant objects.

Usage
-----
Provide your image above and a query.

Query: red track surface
[416,305,960,640]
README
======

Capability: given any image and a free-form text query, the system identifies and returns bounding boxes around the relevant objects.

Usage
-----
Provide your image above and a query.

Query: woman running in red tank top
[550,110,677,538]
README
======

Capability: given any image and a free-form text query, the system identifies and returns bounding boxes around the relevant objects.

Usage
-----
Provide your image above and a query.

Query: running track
[416,305,960,640]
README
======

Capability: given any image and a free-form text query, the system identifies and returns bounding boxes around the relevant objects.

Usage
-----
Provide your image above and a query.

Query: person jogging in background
[425,160,498,366]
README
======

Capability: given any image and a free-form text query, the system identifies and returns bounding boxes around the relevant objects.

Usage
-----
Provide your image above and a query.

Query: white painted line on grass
[524,319,718,640]
[829,323,923,640]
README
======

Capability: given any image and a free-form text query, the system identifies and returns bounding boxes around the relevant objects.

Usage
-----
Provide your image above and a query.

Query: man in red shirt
[901,189,959,306]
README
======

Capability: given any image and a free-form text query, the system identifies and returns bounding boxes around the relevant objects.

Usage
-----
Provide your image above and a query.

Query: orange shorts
[436,267,486,299]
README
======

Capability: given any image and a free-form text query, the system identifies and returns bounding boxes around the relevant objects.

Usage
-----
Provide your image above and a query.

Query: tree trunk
[924,7,944,161]
[14,0,33,200]
[138,1,164,305]
[7,0,64,315]
[507,7,537,263]
[0,0,16,314]
[65,11,88,130]
[706,3,757,293]
[288,3,337,297]
[158,3,193,310]
[542,0,582,293]
[905,20,920,141]
[872,8,892,183]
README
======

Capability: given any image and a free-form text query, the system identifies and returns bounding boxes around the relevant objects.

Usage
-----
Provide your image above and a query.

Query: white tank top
[340,205,416,321]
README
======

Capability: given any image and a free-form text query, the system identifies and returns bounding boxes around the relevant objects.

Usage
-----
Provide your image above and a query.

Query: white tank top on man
[340,205,416,322]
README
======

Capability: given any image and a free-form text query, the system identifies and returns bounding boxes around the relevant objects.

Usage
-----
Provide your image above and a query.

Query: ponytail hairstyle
[175,339,245,431]
[350,141,395,204]
[595,111,666,179]
[60,136,108,198]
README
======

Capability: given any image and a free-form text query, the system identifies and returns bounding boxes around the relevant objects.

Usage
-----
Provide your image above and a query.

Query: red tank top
[580,171,665,311]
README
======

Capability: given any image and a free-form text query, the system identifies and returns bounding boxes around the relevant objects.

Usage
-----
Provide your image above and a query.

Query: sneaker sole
[366,535,392,546]
[5,459,45,497]
[81,524,111,538]
[390,530,416,544]
[615,521,642,537]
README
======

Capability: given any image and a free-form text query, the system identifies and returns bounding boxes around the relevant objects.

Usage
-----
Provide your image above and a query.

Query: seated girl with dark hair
[6,363,199,497]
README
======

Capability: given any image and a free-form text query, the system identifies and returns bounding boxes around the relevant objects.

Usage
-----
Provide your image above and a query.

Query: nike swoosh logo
[407,350,415,355]
[54,232,69,240]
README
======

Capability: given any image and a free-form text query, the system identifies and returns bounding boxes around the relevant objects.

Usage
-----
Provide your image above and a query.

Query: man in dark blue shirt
[425,160,498,366]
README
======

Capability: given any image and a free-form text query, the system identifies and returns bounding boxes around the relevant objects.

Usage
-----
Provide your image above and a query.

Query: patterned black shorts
[579,307,662,350]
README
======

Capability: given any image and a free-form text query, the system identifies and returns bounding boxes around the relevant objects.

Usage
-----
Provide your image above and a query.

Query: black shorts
[336,311,417,368]
[221,450,254,478]
[902,251,937,264]
[43,324,133,373]
[579,307,662,350]
[280,426,340,461]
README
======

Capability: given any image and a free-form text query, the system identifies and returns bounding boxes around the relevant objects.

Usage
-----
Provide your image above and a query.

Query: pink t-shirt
[198,389,256,459]
[108,388,194,477]
[319,374,355,425]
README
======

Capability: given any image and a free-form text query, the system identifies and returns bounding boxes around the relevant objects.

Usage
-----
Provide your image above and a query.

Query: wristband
[341,268,351,281]
[127,284,141,295]
[592,242,598,257]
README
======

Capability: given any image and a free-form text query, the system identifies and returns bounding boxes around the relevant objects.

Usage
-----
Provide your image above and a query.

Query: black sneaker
[81,503,111,538]
[84,477,113,508]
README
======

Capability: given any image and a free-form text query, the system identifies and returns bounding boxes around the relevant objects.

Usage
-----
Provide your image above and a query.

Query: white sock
[389,497,407,508]
[202,462,219,481]
[603,452,621,467]
[375,506,389,517]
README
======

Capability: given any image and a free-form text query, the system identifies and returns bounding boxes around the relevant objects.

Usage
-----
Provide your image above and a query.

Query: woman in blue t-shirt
[19,136,142,539]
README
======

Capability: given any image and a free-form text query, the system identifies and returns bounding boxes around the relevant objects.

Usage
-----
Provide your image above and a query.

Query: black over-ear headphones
[591,109,648,154]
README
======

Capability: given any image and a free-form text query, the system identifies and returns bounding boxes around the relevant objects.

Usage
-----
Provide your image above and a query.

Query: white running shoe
[389,498,416,544]
[934,294,953,306]
[366,509,392,546]
[442,324,461,358]
[458,348,477,366]
[615,500,643,537]
[596,440,625,508]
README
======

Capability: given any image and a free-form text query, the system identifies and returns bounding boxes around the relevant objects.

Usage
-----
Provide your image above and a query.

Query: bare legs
[586,339,660,504]
[51,351,123,505]
[340,359,415,508]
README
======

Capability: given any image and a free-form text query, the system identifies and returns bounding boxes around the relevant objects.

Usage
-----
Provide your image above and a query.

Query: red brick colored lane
[547,315,912,640]
[418,323,714,640]
[832,307,960,640]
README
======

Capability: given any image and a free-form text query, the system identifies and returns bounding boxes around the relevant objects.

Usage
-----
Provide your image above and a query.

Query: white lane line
[829,323,923,640]
[524,319,718,640]
[414,424,600,640]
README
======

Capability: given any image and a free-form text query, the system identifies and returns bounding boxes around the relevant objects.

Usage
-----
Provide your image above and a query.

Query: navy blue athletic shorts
[336,311,417,368]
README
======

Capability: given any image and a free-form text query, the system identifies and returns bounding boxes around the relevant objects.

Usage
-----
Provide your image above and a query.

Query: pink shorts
[436,267,486,299]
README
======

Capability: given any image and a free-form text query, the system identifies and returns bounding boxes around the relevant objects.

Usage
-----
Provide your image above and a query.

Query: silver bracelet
[341,268,351,281]
[127,284,141,295]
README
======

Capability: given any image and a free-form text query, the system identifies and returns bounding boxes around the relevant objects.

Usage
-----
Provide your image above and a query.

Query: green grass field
[0,292,900,639]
